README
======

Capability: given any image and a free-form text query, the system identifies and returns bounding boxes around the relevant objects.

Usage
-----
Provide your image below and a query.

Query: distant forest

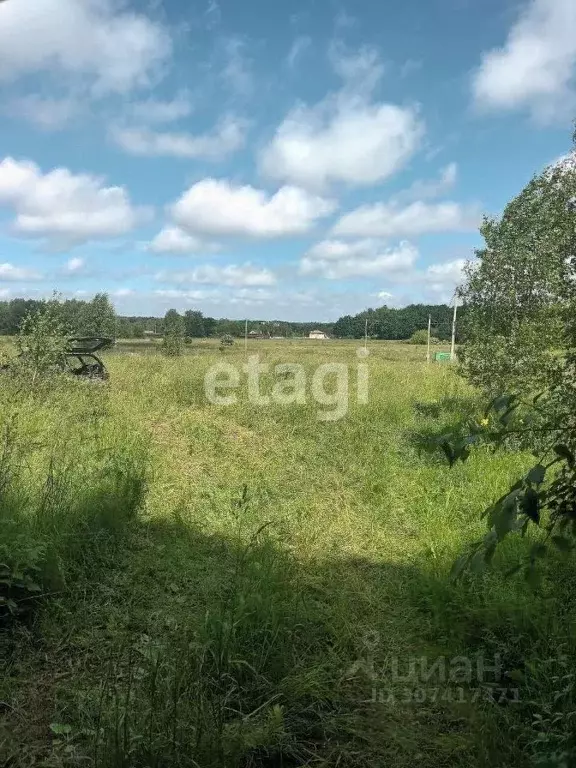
[0,296,463,341]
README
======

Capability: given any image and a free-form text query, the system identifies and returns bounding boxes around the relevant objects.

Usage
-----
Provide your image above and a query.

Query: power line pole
[426,314,431,364]
[450,296,458,362]
[244,319,248,354]
[364,318,368,352]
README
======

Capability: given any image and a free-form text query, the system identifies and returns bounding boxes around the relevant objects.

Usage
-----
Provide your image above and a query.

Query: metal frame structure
[65,337,112,380]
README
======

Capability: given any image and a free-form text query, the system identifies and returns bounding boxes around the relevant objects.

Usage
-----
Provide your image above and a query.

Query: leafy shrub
[11,298,68,382]
[219,334,235,351]
[162,309,185,357]
[409,329,440,345]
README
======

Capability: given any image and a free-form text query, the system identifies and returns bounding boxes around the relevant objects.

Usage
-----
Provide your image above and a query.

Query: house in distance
[309,330,329,340]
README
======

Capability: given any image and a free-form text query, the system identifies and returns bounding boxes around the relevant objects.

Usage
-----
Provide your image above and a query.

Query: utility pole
[244,319,248,354]
[364,318,368,352]
[426,314,431,364]
[450,296,458,362]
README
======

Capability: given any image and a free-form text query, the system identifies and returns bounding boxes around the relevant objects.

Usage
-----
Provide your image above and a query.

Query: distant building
[309,330,329,340]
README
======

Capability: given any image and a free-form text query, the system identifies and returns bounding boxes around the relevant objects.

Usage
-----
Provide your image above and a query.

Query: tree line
[0,296,465,340]
[333,304,466,341]
[0,298,335,338]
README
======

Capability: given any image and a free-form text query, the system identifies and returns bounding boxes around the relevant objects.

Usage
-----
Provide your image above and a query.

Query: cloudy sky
[0,0,574,321]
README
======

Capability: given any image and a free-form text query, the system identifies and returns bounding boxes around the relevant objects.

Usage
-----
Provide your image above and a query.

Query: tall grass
[1,341,575,767]
[0,377,147,626]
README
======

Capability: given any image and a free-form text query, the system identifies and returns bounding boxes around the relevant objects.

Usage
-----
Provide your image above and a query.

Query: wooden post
[426,314,431,364]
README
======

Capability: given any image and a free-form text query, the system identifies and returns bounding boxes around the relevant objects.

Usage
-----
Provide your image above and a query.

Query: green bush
[408,329,440,345]
[11,298,68,382]
[162,309,184,357]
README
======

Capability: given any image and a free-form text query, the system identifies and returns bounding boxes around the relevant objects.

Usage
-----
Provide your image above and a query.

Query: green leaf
[500,403,520,426]
[527,465,546,485]
[530,542,547,559]
[553,444,575,467]
[450,552,472,580]
[524,565,542,591]
[493,490,520,540]
[492,394,516,415]
[521,488,540,524]
[551,535,573,552]
[50,724,72,736]
[484,541,497,564]
[470,548,487,573]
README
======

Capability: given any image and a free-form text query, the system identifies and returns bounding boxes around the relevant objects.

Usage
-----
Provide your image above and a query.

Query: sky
[0,0,575,321]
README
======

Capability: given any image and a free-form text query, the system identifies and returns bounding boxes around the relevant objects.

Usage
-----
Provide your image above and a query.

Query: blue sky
[0,0,574,321]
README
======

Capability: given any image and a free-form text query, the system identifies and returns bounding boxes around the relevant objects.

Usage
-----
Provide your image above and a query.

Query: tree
[203,316,217,337]
[85,293,117,339]
[162,309,184,356]
[184,310,205,338]
[13,298,68,382]
[437,139,576,580]
[408,329,440,345]
[332,304,457,341]
[0,299,42,335]
[333,315,356,338]
[459,143,576,395]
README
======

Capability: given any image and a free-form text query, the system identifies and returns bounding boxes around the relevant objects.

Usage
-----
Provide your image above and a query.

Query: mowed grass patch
[1,340,575,767]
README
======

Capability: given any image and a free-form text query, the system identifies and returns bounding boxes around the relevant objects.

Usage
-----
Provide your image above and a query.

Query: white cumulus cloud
[301,239,418,279]
[0,156,144,245]
[65,256,86,273]
[472,0,576,121]
[170,179,336,238]
[425,258,468,294]
[260,100,422,192]
[0,263,42,281]
[148,227,215,255]
[259,45,423,190]
[0,0,171,95]
[332,200,481,238]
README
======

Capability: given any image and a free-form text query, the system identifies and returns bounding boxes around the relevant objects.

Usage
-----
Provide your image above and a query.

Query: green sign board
[434,352,452,362]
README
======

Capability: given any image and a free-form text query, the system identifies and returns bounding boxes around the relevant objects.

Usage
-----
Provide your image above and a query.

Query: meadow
[1,339,575,767]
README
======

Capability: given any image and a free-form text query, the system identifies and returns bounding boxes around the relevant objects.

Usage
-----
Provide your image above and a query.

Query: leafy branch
[434,392,576,586]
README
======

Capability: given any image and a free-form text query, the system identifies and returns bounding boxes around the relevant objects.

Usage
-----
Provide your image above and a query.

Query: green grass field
[2,340,575,767]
